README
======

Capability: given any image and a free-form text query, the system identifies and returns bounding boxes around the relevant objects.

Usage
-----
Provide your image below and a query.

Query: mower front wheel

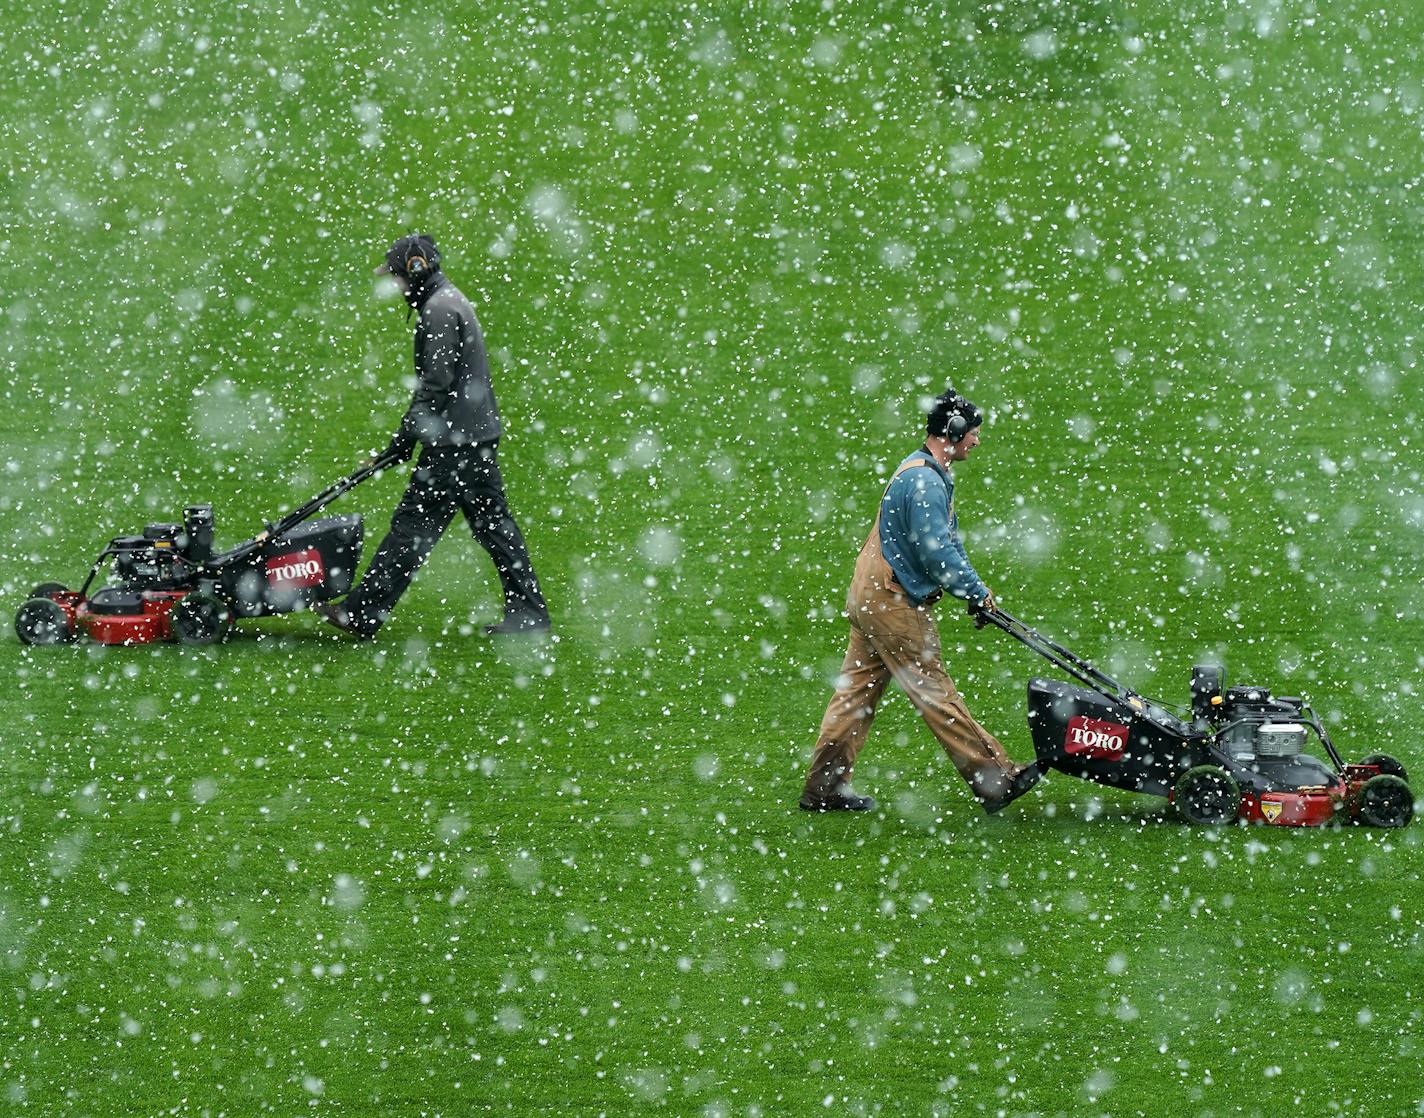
[1354,774,1414,828]
[29,582,69,600]
[15,597,75,646]
[1174,765,1241,826]
[1358,753,1409,783]
[170,594,232,646]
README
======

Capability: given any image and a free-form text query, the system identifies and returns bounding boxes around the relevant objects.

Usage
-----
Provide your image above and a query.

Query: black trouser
[343,440,547,636]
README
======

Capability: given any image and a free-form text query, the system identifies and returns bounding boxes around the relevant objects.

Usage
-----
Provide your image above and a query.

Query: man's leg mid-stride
[842,587,1038,811]
[801,623,890,811]
[342,458,459,637]
[870,603,1036,808]
[456,443,549,626]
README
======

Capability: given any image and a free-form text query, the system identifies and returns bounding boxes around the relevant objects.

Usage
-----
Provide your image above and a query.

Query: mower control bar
[265,451,404,541]
[973,605,1137,704]
[213,451,403,567]
[1299,704,1346,771]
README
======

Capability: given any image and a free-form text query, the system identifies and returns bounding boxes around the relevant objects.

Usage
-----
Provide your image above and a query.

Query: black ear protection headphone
[929,385,980,443]
[398,236,440,282]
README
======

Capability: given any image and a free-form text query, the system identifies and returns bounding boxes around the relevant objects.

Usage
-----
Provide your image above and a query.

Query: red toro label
[266,548,325,589]
[1064,715,1128,760]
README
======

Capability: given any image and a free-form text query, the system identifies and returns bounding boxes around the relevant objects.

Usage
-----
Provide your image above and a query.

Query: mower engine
[1186,674,1349,824]
[1250,721,1308,759]
[1204,683,1337,786]
[110,523,199,590]
[102,506,213,587]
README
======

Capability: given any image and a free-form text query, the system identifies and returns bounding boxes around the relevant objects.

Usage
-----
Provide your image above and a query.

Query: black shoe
[314,602,368,639]
[483,614,553,636]
[799,787,876,812]
[980,763,1044,815]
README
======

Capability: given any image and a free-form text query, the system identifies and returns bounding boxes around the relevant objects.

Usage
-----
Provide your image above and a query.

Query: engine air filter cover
[1256,722,1307,758]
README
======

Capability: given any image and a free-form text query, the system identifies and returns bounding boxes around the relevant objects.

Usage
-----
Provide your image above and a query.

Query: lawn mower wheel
[1174,764,1241,825]
[1354,774,1414,829]
[171,593,232,645]
[15,597,75,646]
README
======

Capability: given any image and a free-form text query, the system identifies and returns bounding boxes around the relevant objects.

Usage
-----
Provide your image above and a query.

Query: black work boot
[314,602,361,637]
[482,613,553,636]
[980,763,1044,815]
[799,786,877,812]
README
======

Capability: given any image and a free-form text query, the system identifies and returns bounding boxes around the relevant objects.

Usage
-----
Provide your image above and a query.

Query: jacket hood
[408,270,447,310]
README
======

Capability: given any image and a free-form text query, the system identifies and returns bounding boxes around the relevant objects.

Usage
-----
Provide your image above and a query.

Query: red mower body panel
[1165,765,1403,827]
[1237,788,1342,827]
[75,591,186,645]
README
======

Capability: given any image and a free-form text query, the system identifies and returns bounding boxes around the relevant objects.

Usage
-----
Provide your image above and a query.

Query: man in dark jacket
[317,234,551,638]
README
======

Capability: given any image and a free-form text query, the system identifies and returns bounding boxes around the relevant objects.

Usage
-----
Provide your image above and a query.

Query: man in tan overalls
[800,387,1043,814]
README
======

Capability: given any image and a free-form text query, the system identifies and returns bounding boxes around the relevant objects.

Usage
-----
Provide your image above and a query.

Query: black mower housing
[1026,677,1339,800]
[216,513,363,616]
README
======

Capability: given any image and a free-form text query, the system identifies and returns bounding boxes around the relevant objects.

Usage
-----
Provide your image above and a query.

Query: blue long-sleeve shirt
[877,448,990,605]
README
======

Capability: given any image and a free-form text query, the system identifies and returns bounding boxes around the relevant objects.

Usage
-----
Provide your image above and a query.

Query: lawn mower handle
[72,453,404,594]
[263,450,404,540]
[1299,704,1347,771]
[971,603,1136,703]
[216,451,404,565]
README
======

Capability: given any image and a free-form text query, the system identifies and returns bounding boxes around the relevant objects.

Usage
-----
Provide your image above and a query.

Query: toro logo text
[1064,715,1128,761]
[265,548,325,589]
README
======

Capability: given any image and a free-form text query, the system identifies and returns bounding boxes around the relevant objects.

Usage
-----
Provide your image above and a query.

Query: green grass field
[3,2,1423,1114]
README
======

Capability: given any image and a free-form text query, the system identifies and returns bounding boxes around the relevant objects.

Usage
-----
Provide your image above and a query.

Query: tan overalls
[802,458,1023,805]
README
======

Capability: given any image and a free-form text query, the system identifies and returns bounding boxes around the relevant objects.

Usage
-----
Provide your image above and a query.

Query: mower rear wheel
[1174,765,1241,826]
[1355,774,1414,828]
[29,582,69,600]
[15,597,74,646]
[1358,753,1409,783]
[171,594,232,646]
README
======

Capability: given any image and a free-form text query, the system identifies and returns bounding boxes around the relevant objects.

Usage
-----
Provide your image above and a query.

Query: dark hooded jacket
[383,272,502,461]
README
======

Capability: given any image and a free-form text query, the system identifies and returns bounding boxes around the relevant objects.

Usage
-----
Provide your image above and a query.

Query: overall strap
[862,458,931,551]
[887,457,928,493]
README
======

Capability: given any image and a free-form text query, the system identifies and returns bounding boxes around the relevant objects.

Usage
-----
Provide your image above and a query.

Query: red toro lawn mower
[14,453,398,647]
[976,606,1413,828]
